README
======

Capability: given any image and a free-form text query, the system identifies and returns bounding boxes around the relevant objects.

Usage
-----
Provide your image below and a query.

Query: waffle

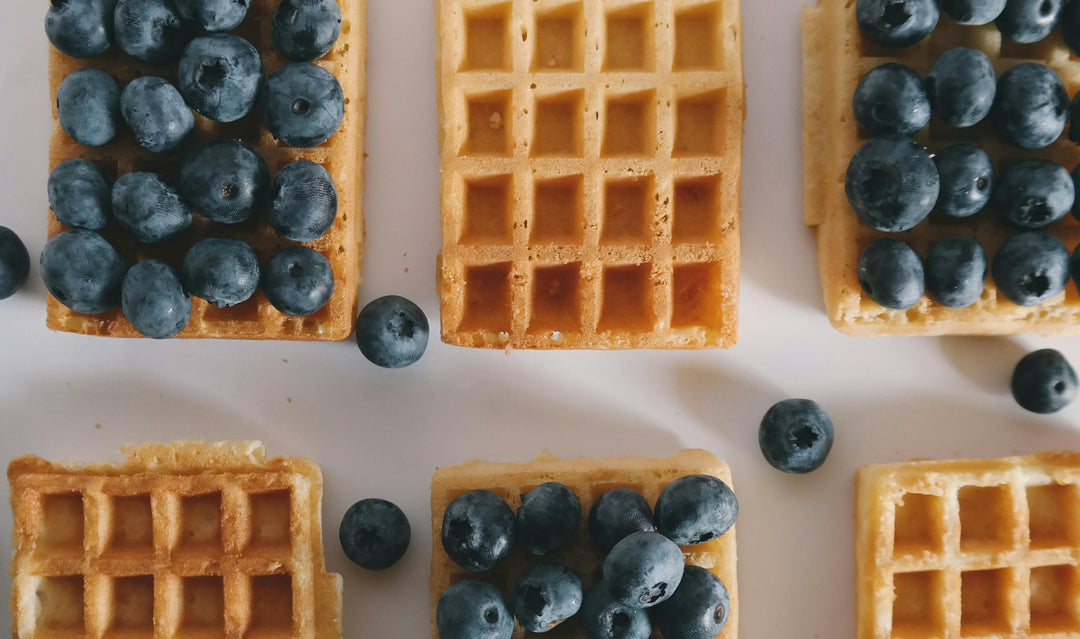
[435,0,744,349]
[429,449,738,639]
[856,451,1080,639]
[46,0,366,340]
[803,2,1080,336]
[8,441,342,639]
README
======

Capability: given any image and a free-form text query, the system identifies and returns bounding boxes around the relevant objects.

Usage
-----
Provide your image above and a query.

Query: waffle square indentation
[107,495,153,555]
[36,576,85,633]
[529,263,581,333]
[110,576,154,633]
[599,264,655,331]
[960,569,1015,636]
[248,575,294,634]
[248,490,292,552]
[39,492,84,557]
[534,2,585,71]
[180,576,224,632]
[958,485,1017,554]
[179,493,223,552]
[602,176,654,245]
[674,90,726,157]
[1028,483,1079,549]
[672,262,723,330]
[604,3,655,71]
[533,90,585,157]
[1030,565,1080,634]
[462,175,514,244]
[675,2,723,70]
[603,91,656,156]
[532,175,584,244]
[893,492,946,557]
[461,263,513,332]
[673,175,722,244]
[891,571,946,638]
[463,4,512,71]
[465,91,513,156]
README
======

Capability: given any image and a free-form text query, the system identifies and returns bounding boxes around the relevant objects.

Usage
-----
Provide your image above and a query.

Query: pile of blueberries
[849,0,1080,311]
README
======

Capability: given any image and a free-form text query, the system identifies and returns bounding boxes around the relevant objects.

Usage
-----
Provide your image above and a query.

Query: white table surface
[3,0,1080,637]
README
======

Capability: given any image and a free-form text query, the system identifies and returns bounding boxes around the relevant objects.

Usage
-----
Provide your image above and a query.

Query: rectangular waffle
[856,451,1080,639]
[429,449,738,639]
[435,0,744,349]
[804,2,1080,336]
[46,0,366,340]
[9,440,342,639]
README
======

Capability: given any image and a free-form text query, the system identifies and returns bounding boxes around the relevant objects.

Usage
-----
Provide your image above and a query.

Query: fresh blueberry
[57,69,121,147]
[261,63,345,148]
[759,399,835,474]
[121,260,191,339]
[179,140,269,224]
[0,228,30,300]
[178,34,263,123]
[113,0,189,64]
[997,0,1063,43]
[180,238,260,307]
[120,76,195,154]
[48,159,111,230]
[852,63,930,136]
[940,0,1007,24]
[174,0,250,32]
[513,564,583,633]
[654,475,738,546]
[652,566,731,639]
[272,0,342,62]
[933,145,993,218]
[1012,349,1079,414]
[858,239,925,310]
[994,160,1074,229]
[46,0,115,58]
[40,230,126,314]
[515,482,581,555]
[112,173,193,243]
[926,47,996,127]
[992,232,1071,305]
[602,532,684,609]
[441,490,515,572]
[588,488,654,554]
[338,498,411,570]
[436,580,514,639]
[580,583,652,639]
[1064,0,1080,56]
[269,160,338,242]
[925,236,987,309]
[845,136,939,232]
[262,246,334,316]
[856,0,939,48]
[993,63,1068,149]
[355,295,429,369]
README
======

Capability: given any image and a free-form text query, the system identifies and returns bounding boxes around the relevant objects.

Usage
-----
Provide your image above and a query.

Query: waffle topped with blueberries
[804,0,1080,336]
[44,0,365,340]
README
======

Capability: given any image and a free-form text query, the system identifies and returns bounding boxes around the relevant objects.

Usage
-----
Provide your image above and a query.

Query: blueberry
[997,0,1063,43]
[858,239,925,310]
[112,173,193,243]
[180,140,269,224]
[759,399,835,474]
[852,63,930,136]
[515,482,581,555]
[272,0,343,62]
[355,295,429,369]
[588,488,654,554]
[436,580,514,639]
[652,566,731,639]
[40,230,126,314]
[940,0,1007,24]
[121,260,191,339]
[261,63,345,148]
[113,0,189,64]
[262,246,334,316]
[513,564,583,633]
[441,489,515,572]
[992,232,1071,306]
[1012,349,1079,414]
[269,160,338,242]
[926,48,996,128]
[174,0,250,32]
[580,583,652,639]
[120,77,195,154]
[0,228,30,300]
[933,145,994,218]
[1064,0,1080,56]
[180,238,260,307]
[925,236,987,309]
[856,0,939,48]
[602,532,684,609]
[48,159,111,230]
[994,160,1074,229]
[178,34,263,123]
[57,69,120,147]
[993,63,1069,149]
[46,0,114,58]
[338,498,411,570]
[845,136,939,232]
[654,475,738,546]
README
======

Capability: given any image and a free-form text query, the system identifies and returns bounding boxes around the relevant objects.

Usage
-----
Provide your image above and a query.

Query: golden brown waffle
[46,0,366,340]
[856,452,1080,639]
[435,0,744,349]
[8,441,342,639]
[804,2,1080,337]
[429,449,738,639]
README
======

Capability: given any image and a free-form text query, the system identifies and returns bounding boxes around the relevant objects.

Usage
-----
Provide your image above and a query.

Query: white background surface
[4,0,1080,637]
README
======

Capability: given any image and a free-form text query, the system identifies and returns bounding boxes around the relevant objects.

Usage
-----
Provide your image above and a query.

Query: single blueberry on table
[589,488,654,554]
[933,145,993,218]
[1012,349,1079,414]
[857,239,925,310]
[994,159,1074,229]
[436,580,514,639]
[113,0,190,64]
[992,231,1071,306]
[338,498,411,570]
[262,246,334,316]
[602,532,685,609]
[355,295,429,369]
[269,160,339,242]
[926,47,996,128]
[57,69,121,147]
[0,227,30,301]
[515,482,581,555]
[925,236,987,309]
[112,173,193,243]
[512,564,583,633]
[654,475,737,546]
[121,260,191,339]
[174,0,250,32]
[180,140,270,224]
[856,0,939,48]
[1064,0,1080,57]
[48,159,111,231]
[46,0,115,58]
[579,583,652,639]
[181,238,260,308]
[40,230,126,314]
[940,0,1007,24]
[759,399,835,474]
[845,136,939,233]
[997,0,1064,43]
[441,489,515,572]
[261,63,345,148]
[178,34,264,123]
[993,63,1069,149]
[652,566,731,639]
[852,63,930,136]
[120,76,195,154]
[272,0,343,62]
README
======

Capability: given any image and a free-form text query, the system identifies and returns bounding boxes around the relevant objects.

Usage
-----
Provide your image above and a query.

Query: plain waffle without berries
[46,0,366,341]
[435,0,744,349]
[9,441,342,639]
[803,1,1080,337]
[429,449,739,639]
[856,452,1080,639]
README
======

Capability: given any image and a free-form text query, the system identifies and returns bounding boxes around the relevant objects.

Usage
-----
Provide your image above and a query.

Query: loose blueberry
[588,488,654,554]
[927,47,996,127]
[272,0,342,62]
[925,237,988,309]
[113,0,189,63]
[48,159,111,231]
[1012,349,1079,414]
[933,145,994,218]
[992,231,1071,306]
[993,63,1069,149]
[355,295,429,369]
[580,583,652,639]
[997,0,1064,43]
[441,489,515,572]
[654,475,738,546]
[513,564,583,633]
[174,0,250,32]
[759,399,835,474]
[120,76,195,154]
[180,238,260,307]
[121,260,191,339]
[180,140,269,224]
[602,532,684,609]
[1064,0,1080,56]
[852,63,930,136]
[994,160,1074,229]
[261,63,345,148]
[178,34,263,123]
[941,0,1007,24]
[0,228,30,300]
[845,136,939,232]
[261,246,334,316]
[515,482,581,555]
[112,173,193,243]
[40,230,126,314]
[268,160,339,242]
[339,498,411,570]
[436,580,514,639]
[57,69,120,147]
[46,0,114,58]
[652,566,731,639]
[857,239,925,310]
[856,0,939,48]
